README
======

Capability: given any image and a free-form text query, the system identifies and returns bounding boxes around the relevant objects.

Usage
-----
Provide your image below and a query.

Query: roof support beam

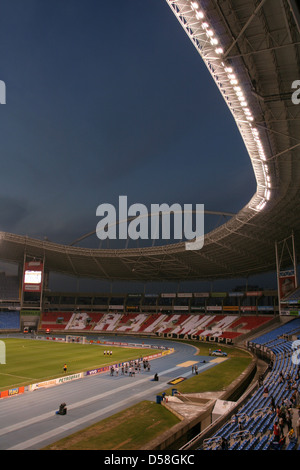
[226,41,300,59]
[267,142,300,161]
[256,123,300,144]
[223,0,269,58]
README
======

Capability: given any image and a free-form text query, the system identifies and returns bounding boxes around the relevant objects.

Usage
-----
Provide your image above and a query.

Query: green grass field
[0,338,161,391]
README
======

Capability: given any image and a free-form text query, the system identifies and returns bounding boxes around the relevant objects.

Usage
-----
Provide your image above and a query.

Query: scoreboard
[23,261,43,292]
[21,260,44,309]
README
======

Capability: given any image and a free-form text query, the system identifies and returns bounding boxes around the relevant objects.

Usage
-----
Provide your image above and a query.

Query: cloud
[0,196,30,231]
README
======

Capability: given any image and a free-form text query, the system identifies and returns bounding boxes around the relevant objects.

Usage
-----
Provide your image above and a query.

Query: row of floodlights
[189,0,271,210]
[190,1,254,122]
[191,2,224,54]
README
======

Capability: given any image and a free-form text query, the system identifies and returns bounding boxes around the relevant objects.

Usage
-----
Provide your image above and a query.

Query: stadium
[0,0,300,453]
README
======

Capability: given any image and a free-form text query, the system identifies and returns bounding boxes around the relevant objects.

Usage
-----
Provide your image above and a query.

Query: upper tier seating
[39,312,273,340]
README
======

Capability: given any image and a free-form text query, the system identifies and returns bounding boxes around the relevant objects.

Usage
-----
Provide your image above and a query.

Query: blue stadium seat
[203,318,300,451]
[0,311,20,330]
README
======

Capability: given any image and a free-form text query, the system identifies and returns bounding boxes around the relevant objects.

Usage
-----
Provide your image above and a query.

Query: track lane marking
[0,365,181,439]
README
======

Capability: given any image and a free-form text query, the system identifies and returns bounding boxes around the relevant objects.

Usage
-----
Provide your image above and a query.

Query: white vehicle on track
[211,349,227,357]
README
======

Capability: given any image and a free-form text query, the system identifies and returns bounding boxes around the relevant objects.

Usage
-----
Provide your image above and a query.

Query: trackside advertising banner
[29,372,83,391]
[86,366,110,376]
[0,386,25,399]
[101,340,169,350]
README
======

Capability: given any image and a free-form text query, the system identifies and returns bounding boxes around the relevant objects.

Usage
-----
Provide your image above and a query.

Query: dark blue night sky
[0,1,270,291]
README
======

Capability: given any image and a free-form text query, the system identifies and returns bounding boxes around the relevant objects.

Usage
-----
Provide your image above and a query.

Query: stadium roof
[0,0,300,282]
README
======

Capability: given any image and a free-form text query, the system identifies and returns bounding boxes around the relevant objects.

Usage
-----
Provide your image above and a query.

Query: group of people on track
[110,358,151,377]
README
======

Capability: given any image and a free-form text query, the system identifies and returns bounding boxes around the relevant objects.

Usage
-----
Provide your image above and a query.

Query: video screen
[24,270,42,284]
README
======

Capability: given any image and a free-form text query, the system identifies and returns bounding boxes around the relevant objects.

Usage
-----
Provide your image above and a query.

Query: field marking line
[0,372,35,379]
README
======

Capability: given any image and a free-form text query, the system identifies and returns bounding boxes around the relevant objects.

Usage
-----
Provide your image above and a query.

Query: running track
[0,336,218,450]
